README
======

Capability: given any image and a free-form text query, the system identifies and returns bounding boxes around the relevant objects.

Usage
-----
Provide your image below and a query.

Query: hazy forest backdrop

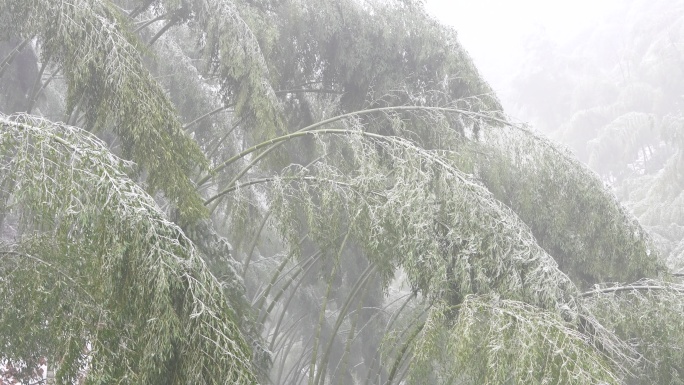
[0,0,683,384]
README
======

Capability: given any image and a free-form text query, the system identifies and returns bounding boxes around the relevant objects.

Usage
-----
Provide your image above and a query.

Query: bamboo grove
[0,0,682,384]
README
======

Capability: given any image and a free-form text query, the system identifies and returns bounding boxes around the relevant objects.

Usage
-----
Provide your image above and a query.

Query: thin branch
[147,4,193,46]
[314,263,377,385]
[274,88,344,96]
[581,284,684,297]
[266,253,321,351]
[26,59,50,114]
[27,67,61,113]
[0,37,32,78]
[206,116,243,159]
[308,226,353,385]
[197,105,509,188]
[133,11,172,33]
[147,17,180,46]
[241,211,271,280]
[202,125,478,211]
[204,175,384,206]
[258,251,319,325]
[184,103,235,131]
[127,0,156,19]
[386,320,425,385]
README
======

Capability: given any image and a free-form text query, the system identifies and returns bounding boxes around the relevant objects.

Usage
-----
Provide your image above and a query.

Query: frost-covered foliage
[410,296,626,385]
[251,108,661,384]
[0,114,255,384]
[0,0,208,221]
[584,280,684,385]
[471,125,667,288]
[1,0,683,384]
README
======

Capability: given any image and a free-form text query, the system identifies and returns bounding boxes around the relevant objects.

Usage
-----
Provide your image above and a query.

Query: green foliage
[0,114,255,384]
[410,296,625,385]
[0,0,208,221]
[253,110,669,383]
[471,125,667,288]
[585,280,684,385]
[1,0,683,384]
[270,0,498,114]
[193,0,284,140]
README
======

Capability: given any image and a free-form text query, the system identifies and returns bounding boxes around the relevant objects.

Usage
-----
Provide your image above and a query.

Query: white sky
[423,0,619,98]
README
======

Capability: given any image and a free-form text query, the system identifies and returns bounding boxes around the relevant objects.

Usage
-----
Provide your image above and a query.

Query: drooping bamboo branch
[0,114,256,384]
[198,105,508,188]
[133,11,172,33]
[183,103,235,131]
[581,283,684,297]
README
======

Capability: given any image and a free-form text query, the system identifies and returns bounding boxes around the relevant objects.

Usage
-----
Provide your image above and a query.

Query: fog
[426,0,684,271]
[424,0,620,119]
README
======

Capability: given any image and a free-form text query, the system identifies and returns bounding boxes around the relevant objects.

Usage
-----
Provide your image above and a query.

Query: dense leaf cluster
[0,0,682,384]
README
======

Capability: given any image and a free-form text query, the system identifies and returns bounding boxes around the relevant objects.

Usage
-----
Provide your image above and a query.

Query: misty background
[426,0,684,271]
[425,0,620,119]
